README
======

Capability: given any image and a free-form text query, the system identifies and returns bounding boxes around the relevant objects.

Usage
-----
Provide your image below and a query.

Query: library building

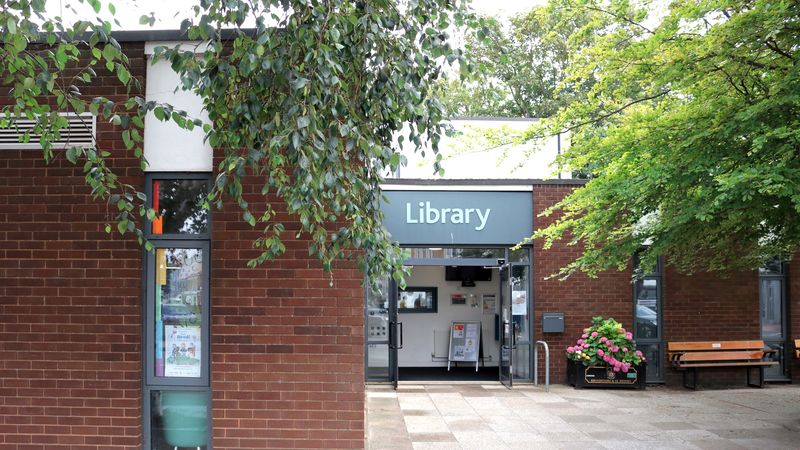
[1,32,800,450]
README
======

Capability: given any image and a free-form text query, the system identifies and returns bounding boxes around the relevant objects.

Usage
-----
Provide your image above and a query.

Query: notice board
[447,321,482,371]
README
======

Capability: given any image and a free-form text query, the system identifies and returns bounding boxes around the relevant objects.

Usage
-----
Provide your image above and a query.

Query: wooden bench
[668,340,777,389]
[795,339,800,359]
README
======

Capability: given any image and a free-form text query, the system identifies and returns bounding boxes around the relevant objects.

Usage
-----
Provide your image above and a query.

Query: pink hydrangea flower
[567,347,575,353]
[636,350,643,357]
[581,333,588,339]
[613,366,621,372]
[600,337,608,344]
[577,339,584,345]
[620,328,626,334]
[622,347,628,353]
[591,331,598,338]
[597,349,604,356]
[622,365,629,373]
[625,332,633,340]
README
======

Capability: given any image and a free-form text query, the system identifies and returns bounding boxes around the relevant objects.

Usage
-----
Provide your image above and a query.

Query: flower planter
[567,358,646,389]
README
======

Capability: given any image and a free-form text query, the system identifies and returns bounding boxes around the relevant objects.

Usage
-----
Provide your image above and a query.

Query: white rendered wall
[398,265,500,367]
[143,43,213,172]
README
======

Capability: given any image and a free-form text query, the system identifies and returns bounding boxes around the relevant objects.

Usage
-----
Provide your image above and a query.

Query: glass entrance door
[499,265,513,387]
[365,277,398,384]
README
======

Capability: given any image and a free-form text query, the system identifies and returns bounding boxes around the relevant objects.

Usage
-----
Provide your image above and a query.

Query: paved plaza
[366,383,800,449]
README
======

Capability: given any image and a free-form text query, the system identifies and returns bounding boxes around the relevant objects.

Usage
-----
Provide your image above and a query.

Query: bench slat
[675,361,778,368]
[677,350,764,362]
[668,340,765,352]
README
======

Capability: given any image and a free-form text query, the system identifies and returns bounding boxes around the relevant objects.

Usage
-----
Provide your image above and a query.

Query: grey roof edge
[381,178,587,186]
[34,28,258,44]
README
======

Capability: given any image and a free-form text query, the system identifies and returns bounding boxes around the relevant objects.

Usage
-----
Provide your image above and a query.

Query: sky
[47,0,542,30]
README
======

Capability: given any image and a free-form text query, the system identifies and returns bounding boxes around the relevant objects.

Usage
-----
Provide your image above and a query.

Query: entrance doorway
[365,247,532,387]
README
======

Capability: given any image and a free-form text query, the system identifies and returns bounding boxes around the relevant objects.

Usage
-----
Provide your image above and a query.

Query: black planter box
[567,359,646,389]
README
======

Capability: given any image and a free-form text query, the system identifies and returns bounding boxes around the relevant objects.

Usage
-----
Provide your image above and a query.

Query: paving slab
[367,383,800,450]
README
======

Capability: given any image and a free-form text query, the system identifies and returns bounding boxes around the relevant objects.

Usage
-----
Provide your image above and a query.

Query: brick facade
[209,172,364,449]
[0,42,364,449]
[0,41,147,449]
[1,38,797,450]
[533,183,799,386]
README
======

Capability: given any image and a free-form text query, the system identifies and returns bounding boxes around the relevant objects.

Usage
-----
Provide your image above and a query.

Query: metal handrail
[534,340,550,392]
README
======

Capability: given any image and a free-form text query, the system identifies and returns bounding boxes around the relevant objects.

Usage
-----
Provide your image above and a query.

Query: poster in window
[512,290,527,316]
[164,325,202,377]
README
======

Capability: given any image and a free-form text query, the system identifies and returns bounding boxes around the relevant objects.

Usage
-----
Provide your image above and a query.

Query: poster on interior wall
[164,325,202,377]
[482,294,496,314]
[512,291,527,316]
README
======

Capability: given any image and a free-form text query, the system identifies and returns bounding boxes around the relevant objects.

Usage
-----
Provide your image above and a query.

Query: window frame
[142,172,213,450]
[144,172,213,241]
[632,253,664,383]
[144,240,211,387]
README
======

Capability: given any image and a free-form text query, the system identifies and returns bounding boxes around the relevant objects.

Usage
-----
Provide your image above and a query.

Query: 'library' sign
[382,190,533,245]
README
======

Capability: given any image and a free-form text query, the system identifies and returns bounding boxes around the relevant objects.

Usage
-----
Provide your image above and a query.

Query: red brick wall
[0,41,365,449]
[532,184,633,384]
[209,177,365,449]
[661,267,761,385]
[0,44,146,449]
[532,183,781,386]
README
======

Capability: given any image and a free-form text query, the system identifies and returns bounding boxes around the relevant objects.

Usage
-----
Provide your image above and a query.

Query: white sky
[47,0,541,30]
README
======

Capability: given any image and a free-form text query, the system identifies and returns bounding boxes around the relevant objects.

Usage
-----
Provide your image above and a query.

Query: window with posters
[143,174,211,450]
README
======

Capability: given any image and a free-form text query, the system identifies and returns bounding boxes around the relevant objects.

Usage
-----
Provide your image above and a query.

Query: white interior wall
[398,265,500,367]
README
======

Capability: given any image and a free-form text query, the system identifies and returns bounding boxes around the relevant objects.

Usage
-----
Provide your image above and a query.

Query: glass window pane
[637,343,661,382]
[635,278,658,339]
[509,247,529,262]
[155,248,204,378]
[151,390,208,449]
[511,265,529,342]
[367,276,390,342]
[760,279,783,340]
[759,257,783,275]
[513,343,530,380]
[406,247,505,259]
[367,344,390,379]
[152,179,209,235]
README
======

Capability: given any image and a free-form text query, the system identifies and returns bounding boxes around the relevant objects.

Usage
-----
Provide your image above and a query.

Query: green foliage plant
[566,316,644,371]
[525,0,800,278]
[1,0,479,287]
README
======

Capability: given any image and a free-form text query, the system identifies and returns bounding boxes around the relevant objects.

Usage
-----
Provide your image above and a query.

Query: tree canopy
[0,0,479,285]
[531,0,800,277]
[437,5,588,118]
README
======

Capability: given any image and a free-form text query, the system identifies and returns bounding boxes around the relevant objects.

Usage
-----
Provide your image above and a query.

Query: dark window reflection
[635,279,659,339]
[152,180,208,235]
[759,257,783,275]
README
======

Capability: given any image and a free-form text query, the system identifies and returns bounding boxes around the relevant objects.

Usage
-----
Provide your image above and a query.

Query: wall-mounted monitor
[445,266,492,286]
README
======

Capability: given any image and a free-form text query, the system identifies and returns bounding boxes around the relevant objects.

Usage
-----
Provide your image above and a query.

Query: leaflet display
[447,321,482,372]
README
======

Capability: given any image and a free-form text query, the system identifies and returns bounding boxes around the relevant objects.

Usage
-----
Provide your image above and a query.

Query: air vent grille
[0,113,96,149]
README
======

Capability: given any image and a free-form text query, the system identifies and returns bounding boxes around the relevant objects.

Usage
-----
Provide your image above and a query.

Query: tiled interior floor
[366,383,800,450]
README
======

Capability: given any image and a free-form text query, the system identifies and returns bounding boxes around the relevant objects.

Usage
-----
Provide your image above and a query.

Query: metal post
[534,341,550,392]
